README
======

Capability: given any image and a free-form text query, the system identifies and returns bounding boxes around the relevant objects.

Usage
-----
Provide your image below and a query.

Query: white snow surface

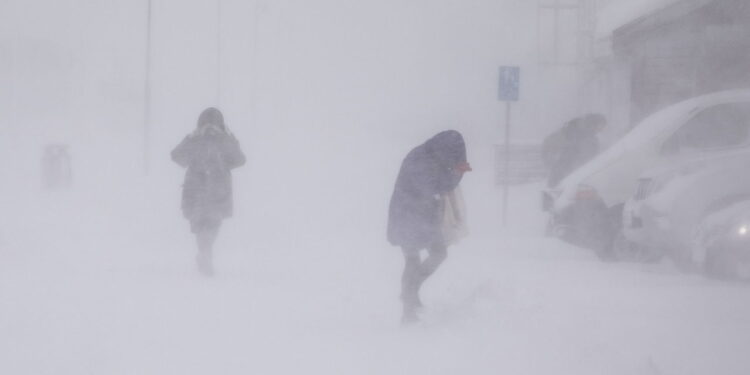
[2,176,750,375]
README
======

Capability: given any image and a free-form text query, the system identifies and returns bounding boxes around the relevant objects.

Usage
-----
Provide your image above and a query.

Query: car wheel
[580,211,615,260]
[670,248,700,273]
[735,260,750,281]
[706,245,750,281]
[611,233,662,263]
[592,204,626,262]
[544,215,555,237]
[611,232,634,262]
[705,245,733,279]
[612,232,663,263]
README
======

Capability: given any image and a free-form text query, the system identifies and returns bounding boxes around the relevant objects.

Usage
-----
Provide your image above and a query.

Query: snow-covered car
[695,200,750,281]
[620,149,750,266]
[543,89,750,256]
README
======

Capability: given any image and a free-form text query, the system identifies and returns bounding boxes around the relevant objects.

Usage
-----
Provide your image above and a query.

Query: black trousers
[190,217,222,254]
[401,242,447,309]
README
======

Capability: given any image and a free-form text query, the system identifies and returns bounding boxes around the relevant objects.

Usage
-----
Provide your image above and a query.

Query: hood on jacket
[425,130,467,168]
[197,107,226,132]
[564,113,606,136]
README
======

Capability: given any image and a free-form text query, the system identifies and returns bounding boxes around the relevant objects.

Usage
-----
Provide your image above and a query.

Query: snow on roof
[596,0,684,39]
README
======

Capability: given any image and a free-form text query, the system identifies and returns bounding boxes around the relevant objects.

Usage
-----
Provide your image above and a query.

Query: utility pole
[143,0,153,174]
[216,0,222,106]
[503,101,511,226]
[498,66,520,227]
[249,1,265,127]
[10,2,18,135]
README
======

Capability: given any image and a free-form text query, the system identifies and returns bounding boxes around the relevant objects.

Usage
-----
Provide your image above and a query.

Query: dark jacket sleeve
[171,136,195,168]
[542,131,563,169]
[222,135,246,169]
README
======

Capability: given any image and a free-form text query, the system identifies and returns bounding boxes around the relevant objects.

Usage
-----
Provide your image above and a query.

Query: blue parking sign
[499,66,520,101]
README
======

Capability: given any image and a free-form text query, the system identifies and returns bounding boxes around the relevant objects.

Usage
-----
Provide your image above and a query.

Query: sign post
[498,66,520,226]
[143,0,153,175]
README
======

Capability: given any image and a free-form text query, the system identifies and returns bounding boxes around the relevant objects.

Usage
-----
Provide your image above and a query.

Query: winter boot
[196,252,215,277]
[400,289,423,325]
[401,305,420,325]
[400,292,424,310]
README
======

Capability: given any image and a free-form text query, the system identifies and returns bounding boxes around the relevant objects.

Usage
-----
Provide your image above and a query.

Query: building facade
[582,0,750,132]
[615,0,750,123]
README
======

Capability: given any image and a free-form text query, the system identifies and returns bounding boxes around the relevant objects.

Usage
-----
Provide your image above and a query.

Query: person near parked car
[387,130,472,324]
[171,107,246,277]
[542,113,606,187]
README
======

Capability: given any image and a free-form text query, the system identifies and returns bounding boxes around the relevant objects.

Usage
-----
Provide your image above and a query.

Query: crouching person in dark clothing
[542,113,606,187]
[172,107,246,277]
[387,130,471,323]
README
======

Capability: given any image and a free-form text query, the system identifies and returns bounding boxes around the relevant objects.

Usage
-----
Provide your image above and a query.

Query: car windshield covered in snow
[662,102,750,153]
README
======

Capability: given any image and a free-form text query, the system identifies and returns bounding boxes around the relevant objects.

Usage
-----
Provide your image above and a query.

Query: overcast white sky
[0,0,582,240]
[0,0,552,173]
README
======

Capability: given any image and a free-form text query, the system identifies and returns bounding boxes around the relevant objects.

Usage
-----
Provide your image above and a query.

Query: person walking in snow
[387,130,472,323]
[172,107,246,276]
[542,113,606,187]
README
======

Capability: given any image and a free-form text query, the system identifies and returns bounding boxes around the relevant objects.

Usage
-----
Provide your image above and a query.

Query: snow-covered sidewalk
[1,183,749,375]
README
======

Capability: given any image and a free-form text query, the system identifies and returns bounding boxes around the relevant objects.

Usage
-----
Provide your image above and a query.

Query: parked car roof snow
[555,89,750,211]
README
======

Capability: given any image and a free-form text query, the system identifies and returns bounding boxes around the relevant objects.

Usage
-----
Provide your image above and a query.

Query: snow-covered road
[2,182,750,375]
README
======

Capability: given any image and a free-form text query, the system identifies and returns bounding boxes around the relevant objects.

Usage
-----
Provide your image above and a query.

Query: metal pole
[249,1,262,124]
[503,101,511,226]
[216,0,222,106]
[143,0,153,175]
[10,1,18,135]
[553,0,559,63]
[536,0,542,64]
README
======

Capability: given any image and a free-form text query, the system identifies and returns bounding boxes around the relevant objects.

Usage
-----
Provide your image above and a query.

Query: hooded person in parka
[542,113,606,187]
[171,107,246,276]
[387,130,472,323]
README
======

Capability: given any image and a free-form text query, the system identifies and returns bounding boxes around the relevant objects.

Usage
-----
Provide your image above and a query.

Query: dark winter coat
[542,119,601,187]
[171,127,246,222]
[387,130,467,249]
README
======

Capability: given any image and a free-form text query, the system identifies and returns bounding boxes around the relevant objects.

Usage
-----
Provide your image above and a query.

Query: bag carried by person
[441,186,468,245]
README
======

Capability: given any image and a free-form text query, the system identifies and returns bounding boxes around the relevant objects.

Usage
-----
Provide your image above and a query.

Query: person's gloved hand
[455,162,473,174]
